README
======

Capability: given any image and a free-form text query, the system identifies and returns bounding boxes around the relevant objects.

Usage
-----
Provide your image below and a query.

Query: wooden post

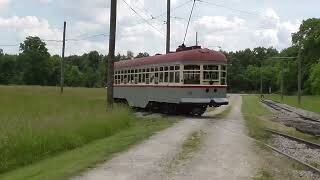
[281,61,284,101]
[166,0,170,54]
[61,21,66,94]
[298,48,302,106]
[260,65,263,95]
[107,0,117,109]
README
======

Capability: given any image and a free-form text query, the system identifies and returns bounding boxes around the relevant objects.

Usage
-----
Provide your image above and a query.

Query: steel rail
[264,129,320,174]
[261,100,320,123]
[263,143,320,174]
[266,129,320,149]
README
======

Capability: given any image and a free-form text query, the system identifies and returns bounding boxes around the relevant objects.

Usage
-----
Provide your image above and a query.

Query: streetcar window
[147,68,150,72]
[221,65,227,71]
[151,68,154,72]
[170,66,174,70]
[175,72,180,83]
[221,78,226,85]
[212,72,219,79]
[160,67,163,71]
[159,72,164,83]
[165,66,169,71]
[143,69,146,72]
[150,73,155,84]
[164,72,169,82]
[169,72,174,83]
[142,74,146,83]
[135,69,137,73]
[184,65,200,70]
[138,74,142,83]
[221,72,227,78]
[204,65,219,70]
[183,71,200,84]
[175,65,180,70]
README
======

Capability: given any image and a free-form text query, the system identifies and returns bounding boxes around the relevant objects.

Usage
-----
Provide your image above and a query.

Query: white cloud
[0,1,305,56]
[0,0,10,9]
[195,16,246,32]
[36,0,52,4]
[0,16,61,39]
[260,8,280,29]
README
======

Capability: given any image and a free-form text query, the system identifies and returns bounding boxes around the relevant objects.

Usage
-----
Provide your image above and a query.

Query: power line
[152,0,193,20]
[198,0,259,16]
[0,44,20,47]
[122,0,165,36]
[67,33,109,41]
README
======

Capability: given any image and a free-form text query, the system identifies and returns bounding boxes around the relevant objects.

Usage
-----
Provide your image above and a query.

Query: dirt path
[73,95,259,180]
[169,95,259,179]
[72,118,208,180]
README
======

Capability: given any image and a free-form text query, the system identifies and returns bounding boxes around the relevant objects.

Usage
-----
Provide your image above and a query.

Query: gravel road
[169,95,259,180]
[73,95,259,180]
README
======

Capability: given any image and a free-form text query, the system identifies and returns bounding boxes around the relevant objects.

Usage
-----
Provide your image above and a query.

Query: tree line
[0,18,320,94]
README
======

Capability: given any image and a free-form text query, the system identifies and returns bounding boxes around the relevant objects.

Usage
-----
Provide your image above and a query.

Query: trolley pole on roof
[166,0,171,54]
[196,32,198,46]
[107,0,117,109]
[60,21,66,94]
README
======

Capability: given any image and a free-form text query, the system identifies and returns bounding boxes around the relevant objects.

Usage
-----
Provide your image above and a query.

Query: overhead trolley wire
[198,0,260,16]
[0,44,20,47]
[152,0,193,20]
[122,0,166,37]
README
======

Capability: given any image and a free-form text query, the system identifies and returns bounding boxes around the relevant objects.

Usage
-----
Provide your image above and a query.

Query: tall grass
[0,86,133,173]
[242,95,272,141]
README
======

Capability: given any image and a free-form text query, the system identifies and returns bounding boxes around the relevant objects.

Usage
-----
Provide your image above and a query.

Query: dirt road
[73,95,259,180]
[169,95,259,180]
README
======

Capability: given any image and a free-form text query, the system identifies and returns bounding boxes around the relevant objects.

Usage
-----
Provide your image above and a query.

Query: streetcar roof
[114,48,227,69]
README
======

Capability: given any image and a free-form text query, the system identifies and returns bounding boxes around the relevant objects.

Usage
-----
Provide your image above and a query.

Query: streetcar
[113,45,228,116]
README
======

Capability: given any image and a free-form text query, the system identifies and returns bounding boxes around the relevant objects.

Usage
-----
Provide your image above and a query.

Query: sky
[0,0,319,56]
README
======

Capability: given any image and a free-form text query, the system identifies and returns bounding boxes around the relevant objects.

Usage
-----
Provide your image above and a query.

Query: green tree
[88,51,100,71]
[309,63,320,94]
[292,18,320,94]
[19,36,51,85]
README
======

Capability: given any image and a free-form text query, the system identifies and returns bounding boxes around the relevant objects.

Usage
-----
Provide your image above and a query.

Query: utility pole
[196,32,198,46]
[61,21,66,94]
[298,47,302,106]
[260,62,263,96]
[107,0,117,109]
[166,0,170,54]
[281,62,284,101]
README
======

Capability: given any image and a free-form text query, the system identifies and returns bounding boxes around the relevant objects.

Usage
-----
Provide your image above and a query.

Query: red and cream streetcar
[113,46,228,116]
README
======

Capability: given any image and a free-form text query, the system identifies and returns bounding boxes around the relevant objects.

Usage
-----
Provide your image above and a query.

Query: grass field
[242,95,272,141]
[265,94,320,114]
[0,86,176,176]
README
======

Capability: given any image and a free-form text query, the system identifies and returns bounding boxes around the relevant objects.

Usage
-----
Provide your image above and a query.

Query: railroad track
[261,99,319,123]
[265,129,320,174]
